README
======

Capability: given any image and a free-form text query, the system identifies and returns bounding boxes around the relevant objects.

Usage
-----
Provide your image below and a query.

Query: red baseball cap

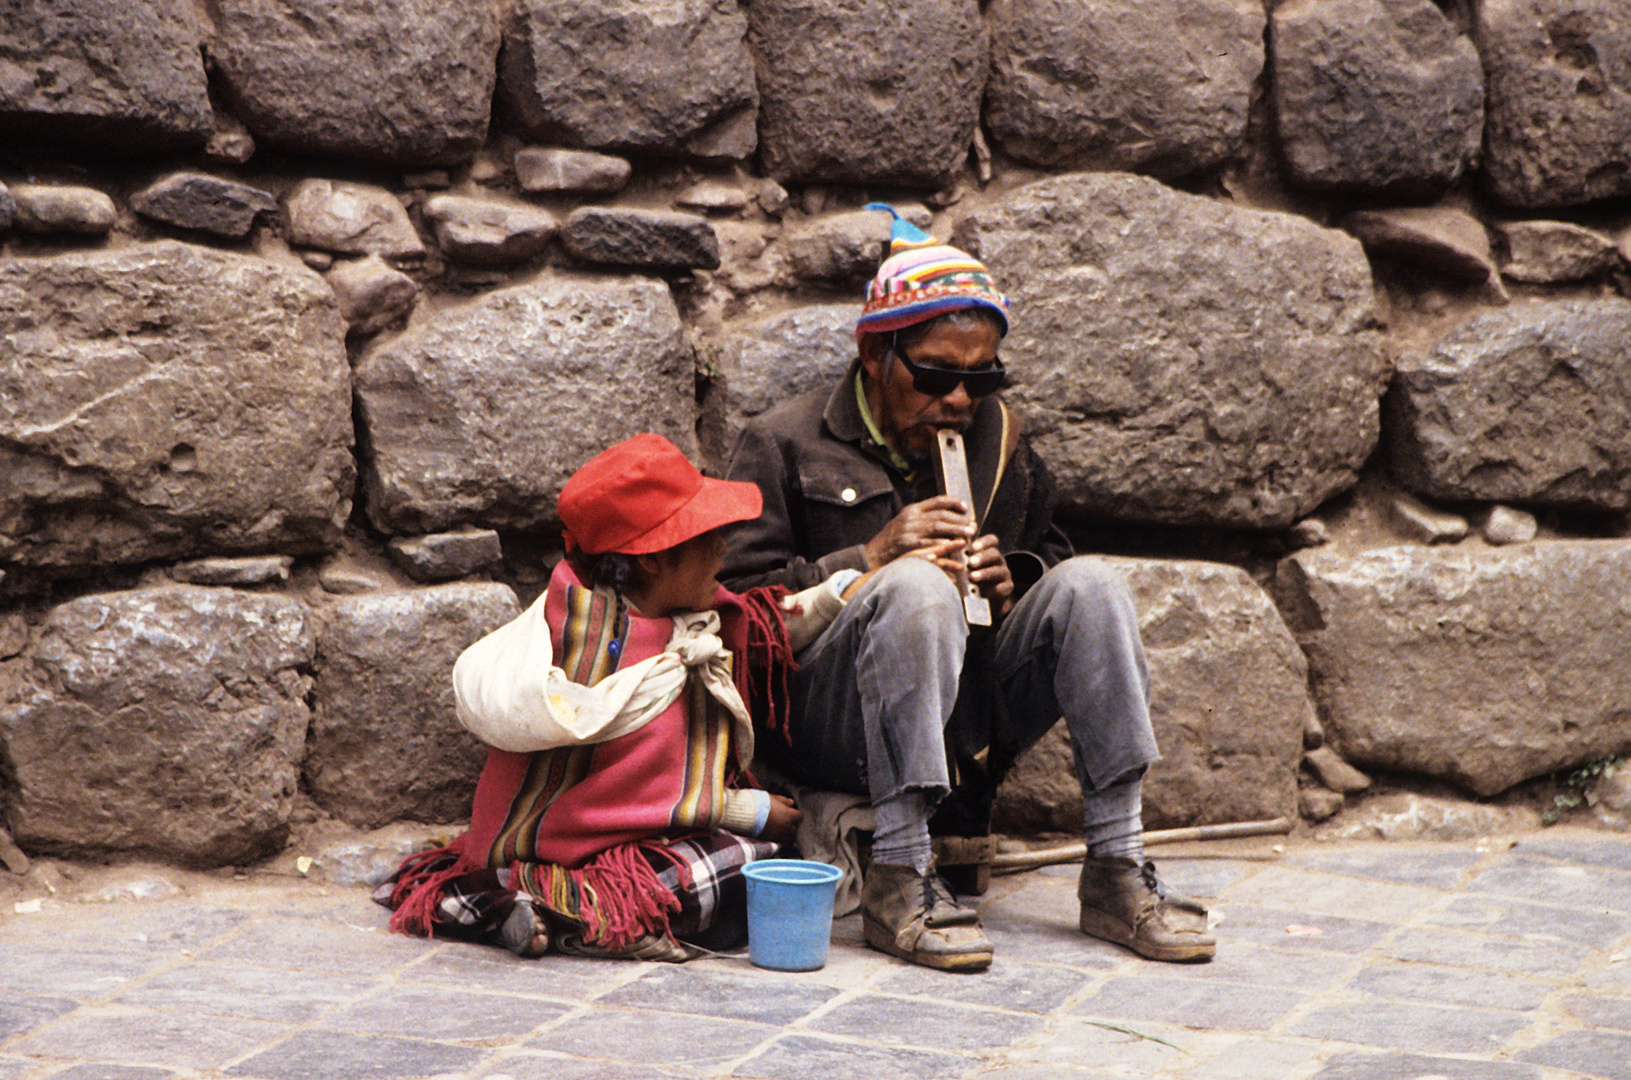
[558,433,763,555]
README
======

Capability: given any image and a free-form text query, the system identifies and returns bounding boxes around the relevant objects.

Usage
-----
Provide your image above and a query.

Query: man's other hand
[762,793,803,844]
[967,534,1015,616]
[864,495,975,569]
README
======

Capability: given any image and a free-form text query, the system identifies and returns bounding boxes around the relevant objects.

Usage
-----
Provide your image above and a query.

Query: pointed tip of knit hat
[865,202,937,254]
[858,204,1011,339]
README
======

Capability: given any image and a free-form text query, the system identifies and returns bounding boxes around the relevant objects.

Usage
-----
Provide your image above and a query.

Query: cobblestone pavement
[2,828,1629,1080]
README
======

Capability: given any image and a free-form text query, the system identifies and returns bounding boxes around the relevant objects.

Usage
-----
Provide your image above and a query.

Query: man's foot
[1078,856,1216,962]
[861,862,994,972]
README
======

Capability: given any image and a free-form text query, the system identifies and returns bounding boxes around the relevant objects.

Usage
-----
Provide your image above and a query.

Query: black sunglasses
[889,341,1006,398]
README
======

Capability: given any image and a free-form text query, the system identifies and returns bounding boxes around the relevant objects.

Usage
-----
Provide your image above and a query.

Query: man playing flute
[721,207,1213,972]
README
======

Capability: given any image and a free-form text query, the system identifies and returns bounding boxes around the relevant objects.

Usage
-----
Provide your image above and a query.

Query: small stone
[130,172,278,238]
[171,555,293,586]
[1306,745,1372,793]
[560,207,720,271]
[10,184,117,235]
[1300,787,1345,823]
[1316,792,1540,841]
[422,194,556,265]
[299,250,334,271]
[318,561,391,595]
[468,156,505,184]
[1288,518,1330,548]
[1305,711,1326,751]
[514,148,631,194]
[1483,505,1538,546]
[1497,220,1618,283]
[0,183,15,232]
[1344,206,1504,295]
[1596,766,1631,814]
[784,208,894,283]
[325,255,419,336]
[757,179,790,216]
[1389,492,1468,544]
[676,180,751,213]
[285,179,425,259]
[205,114,257,164]
[403,170,452,189]
[386,528,504,582]
[0,612,27,659]
[316,825,448,888]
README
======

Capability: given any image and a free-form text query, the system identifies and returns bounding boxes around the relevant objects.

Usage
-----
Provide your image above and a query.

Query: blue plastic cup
[742,859,843,971]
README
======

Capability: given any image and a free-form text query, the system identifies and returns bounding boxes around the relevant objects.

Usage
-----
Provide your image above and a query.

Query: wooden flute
[931,429,993,627]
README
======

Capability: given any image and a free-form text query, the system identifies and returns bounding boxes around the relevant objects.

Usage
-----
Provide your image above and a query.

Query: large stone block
[498,0,757,159]
[1272,0,1484,196]
[308,583,519,829]
[712,304,856,444]
[1478,0,1631,207]
[0,0,212,153]
[210,0,500,166]
[749,0,986,187]
[953,172,1386,529]
[1277,542,1631,796]
[0,242,354,574]
[985,0,1263,179]
[0,587,315,866]
[1387,299,1631,511]
[356,275,696,535]
[995,559,1311,832]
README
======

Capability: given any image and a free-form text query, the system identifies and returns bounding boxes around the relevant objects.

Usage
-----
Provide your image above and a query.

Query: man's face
[860,318,1003,459]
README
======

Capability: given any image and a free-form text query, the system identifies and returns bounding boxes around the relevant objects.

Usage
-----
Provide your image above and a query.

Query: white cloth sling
[452,590,753,761]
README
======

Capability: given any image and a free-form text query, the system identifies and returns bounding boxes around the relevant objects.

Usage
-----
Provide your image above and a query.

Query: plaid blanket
[375,829,777,961]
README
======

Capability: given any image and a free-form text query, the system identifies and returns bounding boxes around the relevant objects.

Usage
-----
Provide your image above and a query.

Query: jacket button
[841,487,857,503]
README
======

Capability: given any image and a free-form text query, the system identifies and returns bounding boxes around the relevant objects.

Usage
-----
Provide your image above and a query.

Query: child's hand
[762,793,803,844]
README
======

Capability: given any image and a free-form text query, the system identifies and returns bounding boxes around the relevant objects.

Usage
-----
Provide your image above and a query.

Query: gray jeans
[783,556,1159,807]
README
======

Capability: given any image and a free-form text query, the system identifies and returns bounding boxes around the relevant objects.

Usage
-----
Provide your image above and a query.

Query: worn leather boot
[861,862,994,972]
[1078,857,1216,962]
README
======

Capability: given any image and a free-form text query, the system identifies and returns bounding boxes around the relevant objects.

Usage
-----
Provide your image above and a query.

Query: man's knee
[867,557,967,624]
[1037,557,1137,619]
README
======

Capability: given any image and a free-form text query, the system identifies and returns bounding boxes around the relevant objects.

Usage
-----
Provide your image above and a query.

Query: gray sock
[871,790,933,873]
[1082,776,1145,863]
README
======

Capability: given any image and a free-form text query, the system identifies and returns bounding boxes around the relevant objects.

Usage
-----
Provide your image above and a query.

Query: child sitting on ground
[378,433,861,961]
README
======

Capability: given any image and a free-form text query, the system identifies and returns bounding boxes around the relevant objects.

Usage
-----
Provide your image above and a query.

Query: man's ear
[858,332,888,383]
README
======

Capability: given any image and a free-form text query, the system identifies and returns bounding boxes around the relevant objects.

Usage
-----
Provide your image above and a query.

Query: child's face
[635,530,727,616]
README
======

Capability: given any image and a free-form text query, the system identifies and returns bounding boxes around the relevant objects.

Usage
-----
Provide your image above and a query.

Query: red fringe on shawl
[720,585,797,746]
[386,834,473,938]
[567,841,685,951]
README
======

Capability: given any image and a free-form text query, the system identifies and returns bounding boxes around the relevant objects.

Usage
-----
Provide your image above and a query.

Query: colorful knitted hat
[856,203,1010,340]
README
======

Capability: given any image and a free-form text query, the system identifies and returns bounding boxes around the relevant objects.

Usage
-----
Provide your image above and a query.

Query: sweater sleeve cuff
[720,788,771,836]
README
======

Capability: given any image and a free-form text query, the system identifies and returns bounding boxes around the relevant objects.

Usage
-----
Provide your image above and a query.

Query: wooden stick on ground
[989,816,1294,874]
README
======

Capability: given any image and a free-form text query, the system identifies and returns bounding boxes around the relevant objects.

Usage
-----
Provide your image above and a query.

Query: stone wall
[3,0,1630,866]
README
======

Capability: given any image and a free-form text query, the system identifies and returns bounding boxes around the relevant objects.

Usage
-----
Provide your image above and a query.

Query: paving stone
[1516,1030,1631,1080]
[530,1009,775,1066]
[1352,962,1550,1012]
[1428,893,1631,950]
[1161,941,1360,993]
[1026,1016,1228,1075]
[1291,998,1528,1054]
[1285,845,1480,889]
[1470,854,1631,913]
[1075,976,1304,1033]
[13,1007,288,1070]
[809,994,1044,1052]
[873,960,1093,1014]
[0,1060,30,1080]
[976,880,1129,968]
[489,1057,688,1080]
[225,1028,484,1080]
[598,966,838,1027]
[200,916,435,974]
[1563,993,1631,1032]
[111,962,378,1023]
[1309,1050,1541,1080]
[1218,866,1443,923]
[0,944,168,998]
[0,996,76,1038]
[1182,1038,1323,1080]
[401,946,632,1002]
[735,1033,977,1080]
[52,1068,175,1080]
[321,984,566,1041]
[1516,834,1631,873]
[1209,904,1393,954]
[0,903,251,954]
[1383,925,1590,977]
